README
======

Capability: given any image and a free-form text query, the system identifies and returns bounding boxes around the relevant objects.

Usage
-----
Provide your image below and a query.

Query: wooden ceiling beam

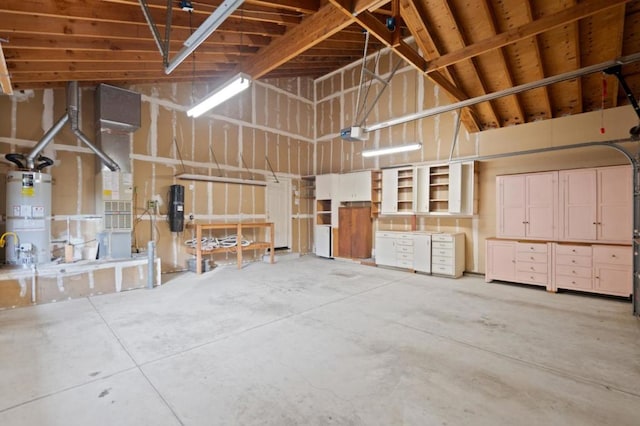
[608,4,627,108]
[238,2,385,78]
[399,0,480,132]
[0,13,273,47]
[0,1,287,36]
[479,0,525,125]
[441,0,500,129]
[523,1,553,121]
[3,48,247,62]
[425,0,632,73]
[6,60,235,73]
[245,0,320,14]
[0,43,12,95]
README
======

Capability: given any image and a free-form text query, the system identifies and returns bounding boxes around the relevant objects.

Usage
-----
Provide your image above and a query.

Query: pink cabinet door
[598,166,632,243]
[525,172,558,240]
[560,169,597,241]
[594,264,632,297]
[486,240,516,282]
[497,175,526,238]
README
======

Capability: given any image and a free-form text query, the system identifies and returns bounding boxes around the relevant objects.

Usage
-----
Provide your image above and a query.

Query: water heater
[5,171,52,265]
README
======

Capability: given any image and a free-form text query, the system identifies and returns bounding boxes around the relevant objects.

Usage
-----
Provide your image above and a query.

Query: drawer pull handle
[530,256,534,260]
[572,270,576,274]
[611,254,616,258]
[572,249,576,252]
[572,281,576,284]
[571,260,576,263]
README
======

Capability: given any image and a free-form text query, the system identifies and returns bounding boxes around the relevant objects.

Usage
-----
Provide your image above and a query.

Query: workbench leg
[270,223,275,264]
[196,225,202,274]
[237,223,243,269]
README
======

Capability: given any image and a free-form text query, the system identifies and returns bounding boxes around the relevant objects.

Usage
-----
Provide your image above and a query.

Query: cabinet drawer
[397,252,413,261]
[593,246,632,266]
[432,248,453,257]
[556,254,592,268]
[396,237,414,246]
[397,245,413,254]
[432,255,453,266]
[376,232,398,238]
[432,234,453,242]
[516,242,547,253]
[432,264,454,275]
[516,271,548,285]
[556,265,592,278]
[517,261,548,274]
[555,244,591,257]
[432,241,453,250]
[516,252,547,263]
[555,275,592,290]
[397,259,413,268]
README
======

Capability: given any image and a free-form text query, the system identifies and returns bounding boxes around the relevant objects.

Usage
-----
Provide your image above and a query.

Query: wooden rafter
[240,3,355,78]
[523,1,553,121]
[424,0,631,73]
[609,4,628,108]
[398,0,480,132]
[441,0,500,129]
[479,0,525,125]
[0,43,12,95]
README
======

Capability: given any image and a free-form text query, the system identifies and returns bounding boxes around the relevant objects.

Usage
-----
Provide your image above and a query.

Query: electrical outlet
[147,200,158,210]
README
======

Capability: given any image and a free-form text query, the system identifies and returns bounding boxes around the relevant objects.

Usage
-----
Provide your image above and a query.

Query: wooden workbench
[186,222,275,273]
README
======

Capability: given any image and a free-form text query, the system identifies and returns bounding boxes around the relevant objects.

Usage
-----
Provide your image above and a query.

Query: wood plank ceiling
[1,0,639,131]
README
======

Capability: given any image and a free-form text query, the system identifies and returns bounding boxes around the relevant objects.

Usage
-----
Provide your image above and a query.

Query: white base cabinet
[431,233,465,278]
[374,231,433,273]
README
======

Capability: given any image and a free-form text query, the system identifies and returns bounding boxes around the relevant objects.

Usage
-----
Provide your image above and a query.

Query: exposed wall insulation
[315,48,639,274]
[0,76,314,308]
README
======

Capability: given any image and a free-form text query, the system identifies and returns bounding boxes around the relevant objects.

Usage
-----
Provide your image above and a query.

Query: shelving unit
[371,170,382,217]
[316,199,332,225]
[397,168,414,213]
[429,165,450,213]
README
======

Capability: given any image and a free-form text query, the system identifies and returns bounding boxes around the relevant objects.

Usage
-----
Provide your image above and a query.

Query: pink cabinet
[593,245,633,297]
[485,239,516,283]
[486,239,551,290]
[554,244,593,292]
[559,166,631,244]
[497,171,557,240]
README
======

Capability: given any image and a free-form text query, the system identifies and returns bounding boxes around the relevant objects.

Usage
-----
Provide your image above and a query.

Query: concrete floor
[0,256,639,426]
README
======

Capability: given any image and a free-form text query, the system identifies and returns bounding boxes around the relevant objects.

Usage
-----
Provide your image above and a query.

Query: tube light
[362,143,422,157]
[165,0,245,74]
[187,73,252,118]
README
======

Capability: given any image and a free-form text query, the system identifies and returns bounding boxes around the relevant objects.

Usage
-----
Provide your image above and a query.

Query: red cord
[600,74,607,134]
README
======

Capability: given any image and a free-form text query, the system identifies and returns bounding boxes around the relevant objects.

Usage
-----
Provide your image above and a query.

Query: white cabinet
[315,225,332,258]
[431,233,465,278]
[414,161,476,215]
[375,231,432,272]
[381,167,414,214]
[315,173,339,226]
[375,231,414,268]
[559,165,632,244]
[338,171,371,202]
[412,233,432,273]
[497,171,558,240]
[315,174,338,200]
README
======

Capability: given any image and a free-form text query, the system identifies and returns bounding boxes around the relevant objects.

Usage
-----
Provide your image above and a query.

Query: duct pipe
[365,51,640,132]
[65,82,120,171]
[72,128,120,171]
[25,114,68,170]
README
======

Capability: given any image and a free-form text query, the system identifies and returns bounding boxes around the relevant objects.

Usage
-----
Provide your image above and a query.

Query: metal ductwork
[15,81,121,172]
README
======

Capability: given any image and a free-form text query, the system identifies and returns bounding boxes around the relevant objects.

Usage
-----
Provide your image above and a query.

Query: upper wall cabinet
[381,167,414,214]
[338,171,372,202]
[559,165,632,244]
[414,161,476,215]
[496,171,558,240]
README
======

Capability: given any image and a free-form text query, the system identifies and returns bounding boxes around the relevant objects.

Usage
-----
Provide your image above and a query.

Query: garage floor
[0,255,639,425]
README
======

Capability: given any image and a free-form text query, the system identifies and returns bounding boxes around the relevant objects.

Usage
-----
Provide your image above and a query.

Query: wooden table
[187,222,275,273]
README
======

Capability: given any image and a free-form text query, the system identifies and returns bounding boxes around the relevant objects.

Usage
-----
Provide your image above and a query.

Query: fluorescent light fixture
[176,173,266,187]
[362,143,422,157]
[165,0,244,74]
[187,73,252,118]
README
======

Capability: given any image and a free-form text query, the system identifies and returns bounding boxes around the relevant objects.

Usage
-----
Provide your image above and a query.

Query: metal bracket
[265,156,279,183]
